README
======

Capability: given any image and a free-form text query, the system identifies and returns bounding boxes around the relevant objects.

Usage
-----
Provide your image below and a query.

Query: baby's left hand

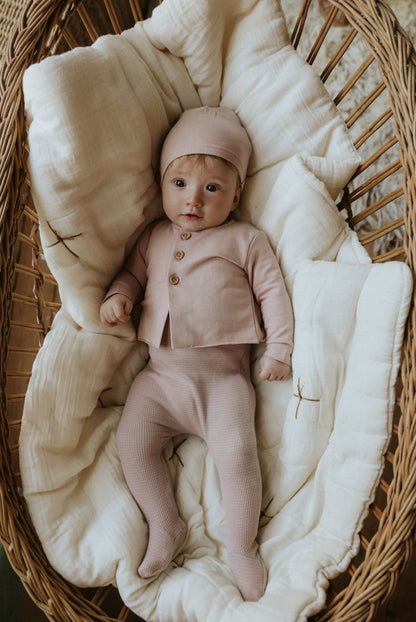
[259,355,291,382]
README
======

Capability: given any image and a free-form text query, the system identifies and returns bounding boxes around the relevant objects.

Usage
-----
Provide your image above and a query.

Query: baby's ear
[232,184,242,210]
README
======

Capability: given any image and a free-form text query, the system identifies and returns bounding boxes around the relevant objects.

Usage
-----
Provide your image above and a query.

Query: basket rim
[0,3,124,620]
[312,1,416,619]
[1,1,416,621]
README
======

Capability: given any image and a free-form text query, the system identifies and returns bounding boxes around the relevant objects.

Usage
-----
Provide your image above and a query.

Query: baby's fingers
[113,301,131,323]
[259,356,291,382]
[100,307,118,327]
[258,368,273,381]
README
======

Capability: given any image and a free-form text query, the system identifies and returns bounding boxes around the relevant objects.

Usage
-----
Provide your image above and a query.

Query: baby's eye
[174,179,185,187]
[206,184,219,192]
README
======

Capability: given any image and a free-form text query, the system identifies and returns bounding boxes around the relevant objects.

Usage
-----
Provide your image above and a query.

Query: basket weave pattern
[0,1,415,621]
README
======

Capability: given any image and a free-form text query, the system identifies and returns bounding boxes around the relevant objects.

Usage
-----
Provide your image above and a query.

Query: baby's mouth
[184,213,202,220]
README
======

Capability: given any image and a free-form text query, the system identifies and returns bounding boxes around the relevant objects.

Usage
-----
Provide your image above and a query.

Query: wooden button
[169,274,180,285]
[175,250,185,260]
[181,232,192,240]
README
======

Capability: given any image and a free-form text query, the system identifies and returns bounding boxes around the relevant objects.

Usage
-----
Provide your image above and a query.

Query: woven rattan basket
[1,0,416,620]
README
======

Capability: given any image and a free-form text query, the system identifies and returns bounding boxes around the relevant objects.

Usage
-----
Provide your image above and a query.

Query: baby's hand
[259,355,291,382]
[100,294,133,327]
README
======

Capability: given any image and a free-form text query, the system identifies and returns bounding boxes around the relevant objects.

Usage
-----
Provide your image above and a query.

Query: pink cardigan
[105,218,294,364]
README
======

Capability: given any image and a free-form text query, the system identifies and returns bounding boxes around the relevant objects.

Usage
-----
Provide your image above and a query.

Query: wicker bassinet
[0,0,415,620]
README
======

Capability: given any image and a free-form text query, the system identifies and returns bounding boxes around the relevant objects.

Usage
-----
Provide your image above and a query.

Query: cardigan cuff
[103,269,142,305]
[264,342,292,367]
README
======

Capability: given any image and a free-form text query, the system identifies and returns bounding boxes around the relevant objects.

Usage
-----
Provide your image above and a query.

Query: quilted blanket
[20,1,412,620]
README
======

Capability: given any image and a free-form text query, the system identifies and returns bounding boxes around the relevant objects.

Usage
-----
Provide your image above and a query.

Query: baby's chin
[170,214,232,231]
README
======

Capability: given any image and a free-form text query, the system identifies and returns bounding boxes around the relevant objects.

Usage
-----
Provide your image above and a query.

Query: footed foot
[138,519,187,578]
[228,550,267,601]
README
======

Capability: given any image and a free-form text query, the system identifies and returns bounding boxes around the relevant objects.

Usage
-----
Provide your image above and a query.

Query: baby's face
[161,155,241,231]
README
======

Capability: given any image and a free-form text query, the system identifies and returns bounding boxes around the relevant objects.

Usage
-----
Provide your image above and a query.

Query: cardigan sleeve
[103,224,152,305]
[246,230,294,365]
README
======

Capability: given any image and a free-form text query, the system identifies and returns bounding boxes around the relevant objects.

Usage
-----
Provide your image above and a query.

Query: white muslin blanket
[20,1,412,621]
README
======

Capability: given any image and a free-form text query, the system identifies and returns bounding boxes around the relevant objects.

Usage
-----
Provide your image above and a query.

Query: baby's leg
[205,361,266,601]
[117,367,186,578]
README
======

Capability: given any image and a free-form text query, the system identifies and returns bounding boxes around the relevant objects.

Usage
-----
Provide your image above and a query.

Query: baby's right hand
[100,294,133,327]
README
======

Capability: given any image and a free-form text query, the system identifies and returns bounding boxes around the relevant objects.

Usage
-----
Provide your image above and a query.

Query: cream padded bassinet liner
[20,1,412,620]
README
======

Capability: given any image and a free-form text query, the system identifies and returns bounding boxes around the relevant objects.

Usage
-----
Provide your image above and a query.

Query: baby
[100,107,294,601]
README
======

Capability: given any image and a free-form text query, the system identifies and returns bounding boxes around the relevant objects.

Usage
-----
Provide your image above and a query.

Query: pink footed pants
[116,343,266,601]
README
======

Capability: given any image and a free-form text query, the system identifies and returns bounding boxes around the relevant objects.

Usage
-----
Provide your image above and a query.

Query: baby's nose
[187,190,203,207]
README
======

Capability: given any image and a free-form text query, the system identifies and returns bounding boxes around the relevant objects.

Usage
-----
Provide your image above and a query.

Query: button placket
[169,231,191,286]
[169,274,180,285]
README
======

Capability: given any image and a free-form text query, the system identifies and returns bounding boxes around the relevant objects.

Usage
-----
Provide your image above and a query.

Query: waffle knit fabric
[116,342,266,601]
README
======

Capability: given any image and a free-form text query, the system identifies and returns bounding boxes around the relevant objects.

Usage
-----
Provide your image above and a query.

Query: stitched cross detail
[260,497,274,524]
[46,221,82,258]
[293,378,320,419]
[168,438,187,467]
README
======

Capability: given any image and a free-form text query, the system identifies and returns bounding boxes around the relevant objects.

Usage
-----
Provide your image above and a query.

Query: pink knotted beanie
[160,107,252,183]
